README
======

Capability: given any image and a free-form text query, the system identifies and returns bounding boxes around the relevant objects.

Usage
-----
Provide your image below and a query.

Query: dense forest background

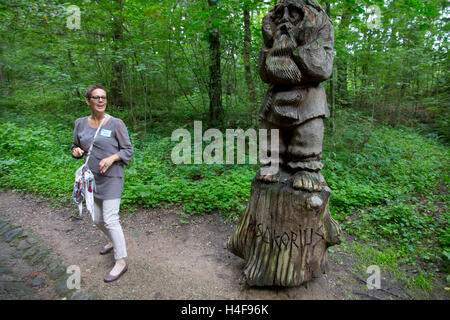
[1,0,448,136]
[0,0,449,296]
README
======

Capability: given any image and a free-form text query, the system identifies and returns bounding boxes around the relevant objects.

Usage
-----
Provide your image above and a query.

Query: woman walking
[71,84,133,282]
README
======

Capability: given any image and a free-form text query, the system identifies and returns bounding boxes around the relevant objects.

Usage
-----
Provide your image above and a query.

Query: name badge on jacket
[100,129,112,137]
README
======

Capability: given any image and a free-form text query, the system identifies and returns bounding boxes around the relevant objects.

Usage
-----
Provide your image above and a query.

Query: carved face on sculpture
[262,0,321,85]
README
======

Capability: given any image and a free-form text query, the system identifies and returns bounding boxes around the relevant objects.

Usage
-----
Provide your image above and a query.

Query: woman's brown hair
[85,84,106,99]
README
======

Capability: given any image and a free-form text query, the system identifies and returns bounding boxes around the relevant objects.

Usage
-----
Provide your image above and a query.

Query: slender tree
[243,6,257,118]
[207,0,223,127]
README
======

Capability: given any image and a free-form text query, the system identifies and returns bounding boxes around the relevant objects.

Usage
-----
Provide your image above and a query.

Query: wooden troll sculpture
[228,0,341,287]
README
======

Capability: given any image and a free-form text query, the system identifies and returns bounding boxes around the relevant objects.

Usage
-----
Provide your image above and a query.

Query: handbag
[72,115,107,221]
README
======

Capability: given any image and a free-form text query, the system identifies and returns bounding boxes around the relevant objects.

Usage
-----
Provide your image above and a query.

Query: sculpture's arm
[258,14,273,84]
[258,47,271,84]
[292,14,334,84]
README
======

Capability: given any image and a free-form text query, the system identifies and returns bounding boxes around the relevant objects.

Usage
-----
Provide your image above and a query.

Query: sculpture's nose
[280,6,289,24]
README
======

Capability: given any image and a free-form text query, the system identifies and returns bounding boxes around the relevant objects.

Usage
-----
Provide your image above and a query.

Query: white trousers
[92,198,127,260]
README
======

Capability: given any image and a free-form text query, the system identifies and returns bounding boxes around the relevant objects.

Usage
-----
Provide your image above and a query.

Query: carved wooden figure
[228,0,342,287]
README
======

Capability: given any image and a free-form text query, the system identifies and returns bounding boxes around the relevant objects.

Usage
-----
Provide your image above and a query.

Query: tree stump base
[227,171,342,287]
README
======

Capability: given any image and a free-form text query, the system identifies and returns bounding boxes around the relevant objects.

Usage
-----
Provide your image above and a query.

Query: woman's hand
[99,154,121,174]
[72,147,85,158]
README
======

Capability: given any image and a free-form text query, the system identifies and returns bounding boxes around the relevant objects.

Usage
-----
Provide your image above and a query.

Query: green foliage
[123,140,255,218]
[413,272,434,292]
[1,0,448,139]
[322,109,449,275]
[0,121,79,199]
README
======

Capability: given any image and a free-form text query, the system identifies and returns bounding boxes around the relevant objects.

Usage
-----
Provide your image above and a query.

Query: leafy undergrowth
[0,95,448,295]
[322,110,449,295]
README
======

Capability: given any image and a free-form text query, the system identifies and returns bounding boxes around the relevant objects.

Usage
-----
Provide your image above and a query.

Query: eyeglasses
[90,96,107,100]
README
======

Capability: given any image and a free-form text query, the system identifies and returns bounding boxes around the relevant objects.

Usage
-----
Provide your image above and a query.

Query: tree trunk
[166,26,172,112]
[0,66,6,97]
[326,3,335,131]
[110,0,125,108]
[208,0,223,127]
[67,49,82,100]
[243,9,257,118]
[228,174,341,286]
[336,9,349,107]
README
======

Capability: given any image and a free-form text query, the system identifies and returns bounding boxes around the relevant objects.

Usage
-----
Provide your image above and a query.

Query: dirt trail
[0,190,372,300]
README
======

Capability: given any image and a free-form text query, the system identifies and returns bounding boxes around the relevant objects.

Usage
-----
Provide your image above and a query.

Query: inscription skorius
[248,218,326,252]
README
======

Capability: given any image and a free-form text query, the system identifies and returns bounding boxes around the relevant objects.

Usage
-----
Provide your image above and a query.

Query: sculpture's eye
[272,5,284,22]
[288,5,304,24]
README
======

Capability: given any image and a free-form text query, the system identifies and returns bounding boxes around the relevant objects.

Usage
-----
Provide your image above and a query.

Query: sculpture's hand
[258,47,270,84]
[292,14,334,83]
[297,22,316,46]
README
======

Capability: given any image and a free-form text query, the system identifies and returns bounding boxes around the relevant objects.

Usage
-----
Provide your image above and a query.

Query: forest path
[0,190,404,300]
